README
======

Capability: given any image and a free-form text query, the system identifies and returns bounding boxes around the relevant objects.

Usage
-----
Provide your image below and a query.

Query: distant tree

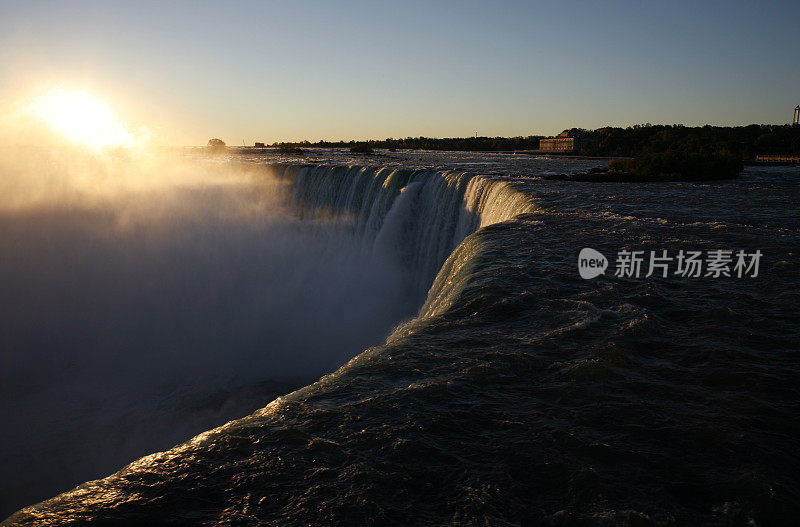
[207,138,226,153]
[608,151,742,181]
[277,143,304,155]
[350,143,373,155]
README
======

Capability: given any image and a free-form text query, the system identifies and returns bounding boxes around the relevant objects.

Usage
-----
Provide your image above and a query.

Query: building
[755,154,800,165]
[794,105,799,126]
[538,130,584,153]
[254,142,266,148]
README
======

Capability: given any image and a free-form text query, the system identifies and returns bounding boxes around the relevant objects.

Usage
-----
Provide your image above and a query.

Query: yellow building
[538,131,581,153]
[538,137,574,152]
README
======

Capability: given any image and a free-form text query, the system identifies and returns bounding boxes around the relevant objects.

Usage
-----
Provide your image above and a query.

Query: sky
[1,0,799,145]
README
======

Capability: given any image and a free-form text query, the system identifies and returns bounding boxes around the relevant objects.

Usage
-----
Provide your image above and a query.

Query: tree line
[271,136,544,153]
[579,124,800,158]
[267,124,800,159]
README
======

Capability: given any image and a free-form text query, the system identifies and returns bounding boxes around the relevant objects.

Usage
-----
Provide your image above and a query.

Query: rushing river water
[2,150,798,525]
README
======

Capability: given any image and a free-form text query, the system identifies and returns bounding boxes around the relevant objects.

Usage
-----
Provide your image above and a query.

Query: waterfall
[276,164,536,305]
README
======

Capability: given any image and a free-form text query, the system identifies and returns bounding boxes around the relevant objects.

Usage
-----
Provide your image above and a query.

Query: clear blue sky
[1,0,799,145]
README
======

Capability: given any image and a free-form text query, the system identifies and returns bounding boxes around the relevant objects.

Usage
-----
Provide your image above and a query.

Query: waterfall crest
[277,164,535,306]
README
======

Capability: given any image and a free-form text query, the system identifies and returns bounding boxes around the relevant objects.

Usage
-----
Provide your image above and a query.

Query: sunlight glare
[27,87,135,150]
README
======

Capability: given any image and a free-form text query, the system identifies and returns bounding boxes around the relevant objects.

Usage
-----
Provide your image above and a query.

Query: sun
[27,87,135,150]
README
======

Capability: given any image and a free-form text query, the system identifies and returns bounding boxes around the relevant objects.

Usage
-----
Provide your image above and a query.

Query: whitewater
[2,149,799,525]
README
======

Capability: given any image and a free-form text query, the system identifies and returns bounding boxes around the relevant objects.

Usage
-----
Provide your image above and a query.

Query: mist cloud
[0,110,417,515]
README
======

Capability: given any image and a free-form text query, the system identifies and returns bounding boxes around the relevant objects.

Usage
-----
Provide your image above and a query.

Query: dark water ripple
[4,164,800,526]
